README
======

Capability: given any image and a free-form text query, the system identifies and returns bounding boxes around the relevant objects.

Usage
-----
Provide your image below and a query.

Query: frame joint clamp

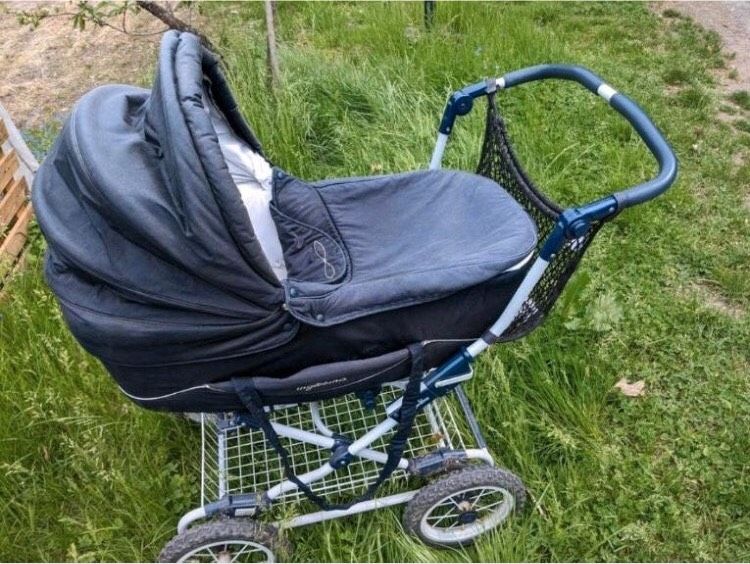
[329,441,355,469]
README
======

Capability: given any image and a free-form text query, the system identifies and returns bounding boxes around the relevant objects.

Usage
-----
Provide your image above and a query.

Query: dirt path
[655,2,750,93]
[0,2,199,131]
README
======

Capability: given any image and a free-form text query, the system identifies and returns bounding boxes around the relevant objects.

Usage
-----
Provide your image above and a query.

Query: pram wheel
[158,519,289,563]
[403,466,526,547]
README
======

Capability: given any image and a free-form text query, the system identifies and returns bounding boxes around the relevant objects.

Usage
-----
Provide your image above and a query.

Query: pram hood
[33,31,293,367]
[33,31,537,381]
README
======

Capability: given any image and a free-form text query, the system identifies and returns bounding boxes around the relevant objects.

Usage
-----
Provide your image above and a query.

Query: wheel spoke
[428,505,455,518]
[231,543,265,563]
[447,495,464,509]
[477,497,509,514]
[230,545,250,563]
[432,497,458,512]
[470,488,493,504]
[427,512,457,526]
[176,540,273,564]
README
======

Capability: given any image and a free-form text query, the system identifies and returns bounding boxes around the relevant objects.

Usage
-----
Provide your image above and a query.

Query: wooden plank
[0,150,18,195]
[0,202,33,259]
[0,120,8,147]
[0,178,27,228]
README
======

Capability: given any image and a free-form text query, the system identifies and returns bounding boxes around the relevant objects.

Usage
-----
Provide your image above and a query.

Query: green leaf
[588,293,623,332]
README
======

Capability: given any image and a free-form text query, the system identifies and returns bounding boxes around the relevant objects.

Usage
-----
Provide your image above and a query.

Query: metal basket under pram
[157,65,677,562]
[200,384,476,516]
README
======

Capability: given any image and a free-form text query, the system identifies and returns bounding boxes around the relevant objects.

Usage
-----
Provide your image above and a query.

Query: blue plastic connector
[539,196,620,260]
[438,81,493,134]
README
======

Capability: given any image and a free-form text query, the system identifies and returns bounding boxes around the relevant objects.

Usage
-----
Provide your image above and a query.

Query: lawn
[1,2,749,561]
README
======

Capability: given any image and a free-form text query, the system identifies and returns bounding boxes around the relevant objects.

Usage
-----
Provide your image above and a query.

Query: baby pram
[33,31,676,562]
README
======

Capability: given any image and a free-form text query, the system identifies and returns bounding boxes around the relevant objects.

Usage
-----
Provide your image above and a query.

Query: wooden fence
[0,117,35,284]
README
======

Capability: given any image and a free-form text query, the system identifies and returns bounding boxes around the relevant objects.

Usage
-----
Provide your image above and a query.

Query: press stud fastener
[289,288,298,297]
[275,170,284,179]
[315,313,324,322]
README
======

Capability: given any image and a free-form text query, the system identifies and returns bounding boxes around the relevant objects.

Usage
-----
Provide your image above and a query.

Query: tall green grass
[1,2,749,561]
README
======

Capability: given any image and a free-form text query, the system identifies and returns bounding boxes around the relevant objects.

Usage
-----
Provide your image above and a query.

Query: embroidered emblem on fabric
[313,239,337,280]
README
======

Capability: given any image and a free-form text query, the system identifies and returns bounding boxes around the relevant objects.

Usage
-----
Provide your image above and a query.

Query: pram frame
[172,64,677,553]
[179,383,492,534]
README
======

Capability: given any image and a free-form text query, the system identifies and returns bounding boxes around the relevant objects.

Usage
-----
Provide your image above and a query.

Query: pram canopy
[33,31,538,408]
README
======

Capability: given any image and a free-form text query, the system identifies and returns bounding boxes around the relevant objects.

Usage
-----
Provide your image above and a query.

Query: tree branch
[135,0,218,52]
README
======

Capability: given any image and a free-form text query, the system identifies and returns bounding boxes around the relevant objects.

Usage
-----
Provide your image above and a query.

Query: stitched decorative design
[313,239,337,280]
[271,204,346,285]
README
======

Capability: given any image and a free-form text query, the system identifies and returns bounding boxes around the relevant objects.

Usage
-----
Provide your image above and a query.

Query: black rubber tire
[158,518,290,563]
[403,466,526,547]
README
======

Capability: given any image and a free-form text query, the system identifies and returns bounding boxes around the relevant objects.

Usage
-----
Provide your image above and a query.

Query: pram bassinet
[33,32,676,415]
[33,32,538,411]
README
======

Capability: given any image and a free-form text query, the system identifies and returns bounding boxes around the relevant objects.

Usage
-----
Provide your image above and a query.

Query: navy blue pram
[33,32,676,559]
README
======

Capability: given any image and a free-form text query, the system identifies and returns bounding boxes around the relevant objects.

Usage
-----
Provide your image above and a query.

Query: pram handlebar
[500,64,677,209]
[435,64,678,211]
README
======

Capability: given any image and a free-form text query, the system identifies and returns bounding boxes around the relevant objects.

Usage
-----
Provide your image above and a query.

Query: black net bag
[476,92,607,342]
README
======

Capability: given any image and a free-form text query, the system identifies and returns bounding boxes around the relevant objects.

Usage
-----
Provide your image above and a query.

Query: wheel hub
[217,550,233,563]
[457,510,478,525]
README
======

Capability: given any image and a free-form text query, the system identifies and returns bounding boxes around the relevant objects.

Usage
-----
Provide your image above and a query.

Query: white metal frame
[178,379,496,534]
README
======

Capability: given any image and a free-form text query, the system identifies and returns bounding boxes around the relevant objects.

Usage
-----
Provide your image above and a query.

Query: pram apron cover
[33,31,537,407]
[273,169,536,326]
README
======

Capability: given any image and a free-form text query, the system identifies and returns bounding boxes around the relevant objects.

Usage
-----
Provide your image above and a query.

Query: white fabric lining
[203,85,288,281]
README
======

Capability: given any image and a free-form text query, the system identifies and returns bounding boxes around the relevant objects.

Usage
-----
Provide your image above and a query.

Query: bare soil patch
[655,2,750,93]
[0,2,199,130]
[687,282,745,320]
[652,3,750,212]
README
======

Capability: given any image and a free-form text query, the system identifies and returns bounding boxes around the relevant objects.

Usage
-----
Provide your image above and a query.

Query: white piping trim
[597,83,617,103]
[421,338,475,345]
[118,383,223,402]
[505,250,534,272]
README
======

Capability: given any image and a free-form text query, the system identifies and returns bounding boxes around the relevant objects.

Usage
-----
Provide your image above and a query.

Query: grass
[729,90,750,111]
[2,2,749,561]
